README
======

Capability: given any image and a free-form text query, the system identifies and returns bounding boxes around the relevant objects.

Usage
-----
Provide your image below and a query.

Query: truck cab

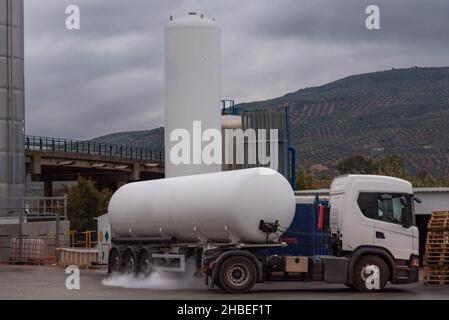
[329,175,420,289]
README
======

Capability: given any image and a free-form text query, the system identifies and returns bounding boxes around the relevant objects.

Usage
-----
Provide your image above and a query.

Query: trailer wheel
[109,249,122,274]
[218,256,257,294]
[353,255,389,292]
[137,249,153,277]
[123,249,137,274]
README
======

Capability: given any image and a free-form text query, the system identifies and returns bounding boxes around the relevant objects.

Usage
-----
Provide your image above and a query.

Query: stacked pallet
[424,211,449,285]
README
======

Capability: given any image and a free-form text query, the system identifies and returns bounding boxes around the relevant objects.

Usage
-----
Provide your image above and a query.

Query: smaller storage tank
[108,168,296,244]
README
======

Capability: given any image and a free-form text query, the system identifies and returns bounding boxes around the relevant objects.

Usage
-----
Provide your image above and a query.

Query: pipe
[111,237,177,245]
[288,145,297,191]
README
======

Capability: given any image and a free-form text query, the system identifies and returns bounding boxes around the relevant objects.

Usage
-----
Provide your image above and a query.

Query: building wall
[414,192,449,215]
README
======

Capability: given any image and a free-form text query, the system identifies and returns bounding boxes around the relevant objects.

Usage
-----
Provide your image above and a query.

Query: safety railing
[69,230,97,248]
[0,196,68,220]
[25,135,164,162]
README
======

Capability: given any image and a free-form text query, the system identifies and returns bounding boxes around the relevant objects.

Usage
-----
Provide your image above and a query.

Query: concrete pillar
[43,179,52,197]
[131,163,141,181]
[31,154,41,175]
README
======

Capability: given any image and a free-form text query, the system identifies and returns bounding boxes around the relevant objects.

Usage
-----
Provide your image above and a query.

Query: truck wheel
[137,249,153,277]
[353,255,389,292]
[109,249,122,274]
[123,250,137,274]
[213,279,222,289]
[219,256,257,294]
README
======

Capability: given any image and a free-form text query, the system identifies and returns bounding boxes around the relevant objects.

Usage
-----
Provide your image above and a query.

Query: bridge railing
[25,135,164,162]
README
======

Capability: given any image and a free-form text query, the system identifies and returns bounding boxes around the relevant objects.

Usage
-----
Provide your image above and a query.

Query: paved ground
[0,264,448,300]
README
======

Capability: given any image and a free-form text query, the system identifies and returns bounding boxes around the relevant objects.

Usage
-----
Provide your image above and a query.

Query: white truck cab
[329,175,420,288]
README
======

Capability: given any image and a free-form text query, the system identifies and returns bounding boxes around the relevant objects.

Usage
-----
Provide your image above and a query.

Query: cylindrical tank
[0,0,25,215]
[221,115,242,172]
[108,168,296,243]
[165,12,222,178]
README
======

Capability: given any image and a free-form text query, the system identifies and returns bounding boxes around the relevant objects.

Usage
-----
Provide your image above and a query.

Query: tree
[411,171,442,188]
[296,168,315,190]
[337,155,376,174]
[375,155,407,179]
[67,178,112,231]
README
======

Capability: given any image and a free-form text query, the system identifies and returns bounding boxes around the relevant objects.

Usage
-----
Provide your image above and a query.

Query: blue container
[265,200,330,257]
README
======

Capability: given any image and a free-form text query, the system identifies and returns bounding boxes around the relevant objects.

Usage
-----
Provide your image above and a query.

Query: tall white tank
[0,0,25,215]
[165,13,222,178]
[108,168,296,244]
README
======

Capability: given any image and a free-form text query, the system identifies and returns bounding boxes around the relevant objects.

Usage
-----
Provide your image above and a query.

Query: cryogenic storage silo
[165,13,222,178]
[0,0,25,215]
[108,168,296,244]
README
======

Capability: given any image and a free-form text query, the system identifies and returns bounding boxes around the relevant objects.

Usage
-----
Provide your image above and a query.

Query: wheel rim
[111,255,120,272]
[226,264,249,287]
[360,263,380,283]
[140,256,152,275]
[125,256,135,274]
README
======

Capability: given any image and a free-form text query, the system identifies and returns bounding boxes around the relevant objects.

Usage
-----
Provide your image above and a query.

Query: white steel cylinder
[164,13,222,178]
[0,0,25,215]
[108,168,296,244]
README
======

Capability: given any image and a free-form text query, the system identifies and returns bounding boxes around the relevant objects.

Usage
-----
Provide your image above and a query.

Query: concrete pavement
[0,264,448,300]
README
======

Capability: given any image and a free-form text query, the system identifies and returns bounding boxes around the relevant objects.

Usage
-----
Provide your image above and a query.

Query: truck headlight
[411,256,419,268]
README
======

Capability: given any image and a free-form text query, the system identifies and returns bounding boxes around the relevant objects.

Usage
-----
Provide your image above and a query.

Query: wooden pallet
[424,212,449,272]
[431,211,449,217]
[423,257,449,267]
[425,248,449,256]
[424,274,449,285]
[428,211,449,231]
[425,236,449,249]
[424,279,449,285]
[425,267,449,274]
[423,267,449,285]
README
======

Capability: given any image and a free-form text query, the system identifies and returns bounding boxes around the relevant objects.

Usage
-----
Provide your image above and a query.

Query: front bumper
[392,256,420,284]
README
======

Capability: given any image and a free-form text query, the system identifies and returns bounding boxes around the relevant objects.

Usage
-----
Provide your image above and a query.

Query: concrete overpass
[24,136,165,196]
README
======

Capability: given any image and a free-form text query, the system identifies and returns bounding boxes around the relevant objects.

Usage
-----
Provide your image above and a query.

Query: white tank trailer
[0,0,25,215]
[108,168,296,244]
[164,13,222,178]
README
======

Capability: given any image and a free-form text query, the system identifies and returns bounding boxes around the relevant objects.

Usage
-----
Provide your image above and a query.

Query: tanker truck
[107,168,420,293]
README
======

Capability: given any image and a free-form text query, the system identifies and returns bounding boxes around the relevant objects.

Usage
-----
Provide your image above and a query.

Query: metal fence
[25,135,165,162]
[0,197,70,264]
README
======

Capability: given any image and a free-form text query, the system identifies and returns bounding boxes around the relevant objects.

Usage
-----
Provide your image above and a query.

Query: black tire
[218,256,257,294]
[108,249,122,274]
[123,249,137,274]
[213,279,222,289]
[137,249,153,277]
[353,255,389,292]
[345,284,355,290]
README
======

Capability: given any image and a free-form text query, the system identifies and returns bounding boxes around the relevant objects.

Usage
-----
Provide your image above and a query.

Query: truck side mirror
[414,196,422,204]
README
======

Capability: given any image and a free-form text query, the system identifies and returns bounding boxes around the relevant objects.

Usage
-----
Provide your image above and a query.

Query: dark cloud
[24,0,449,139]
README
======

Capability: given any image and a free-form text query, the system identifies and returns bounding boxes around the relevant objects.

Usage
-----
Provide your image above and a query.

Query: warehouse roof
[296,187,449,196]
[413,187,449,193]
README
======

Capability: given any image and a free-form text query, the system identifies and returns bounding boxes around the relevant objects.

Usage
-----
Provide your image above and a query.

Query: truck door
[374,194,415,261]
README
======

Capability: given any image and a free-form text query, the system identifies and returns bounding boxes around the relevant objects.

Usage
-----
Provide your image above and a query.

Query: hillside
[92,127,164,151]
[93,67,449,177]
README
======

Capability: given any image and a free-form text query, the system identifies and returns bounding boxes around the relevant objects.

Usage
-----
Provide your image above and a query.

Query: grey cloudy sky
[24,0,449,140]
